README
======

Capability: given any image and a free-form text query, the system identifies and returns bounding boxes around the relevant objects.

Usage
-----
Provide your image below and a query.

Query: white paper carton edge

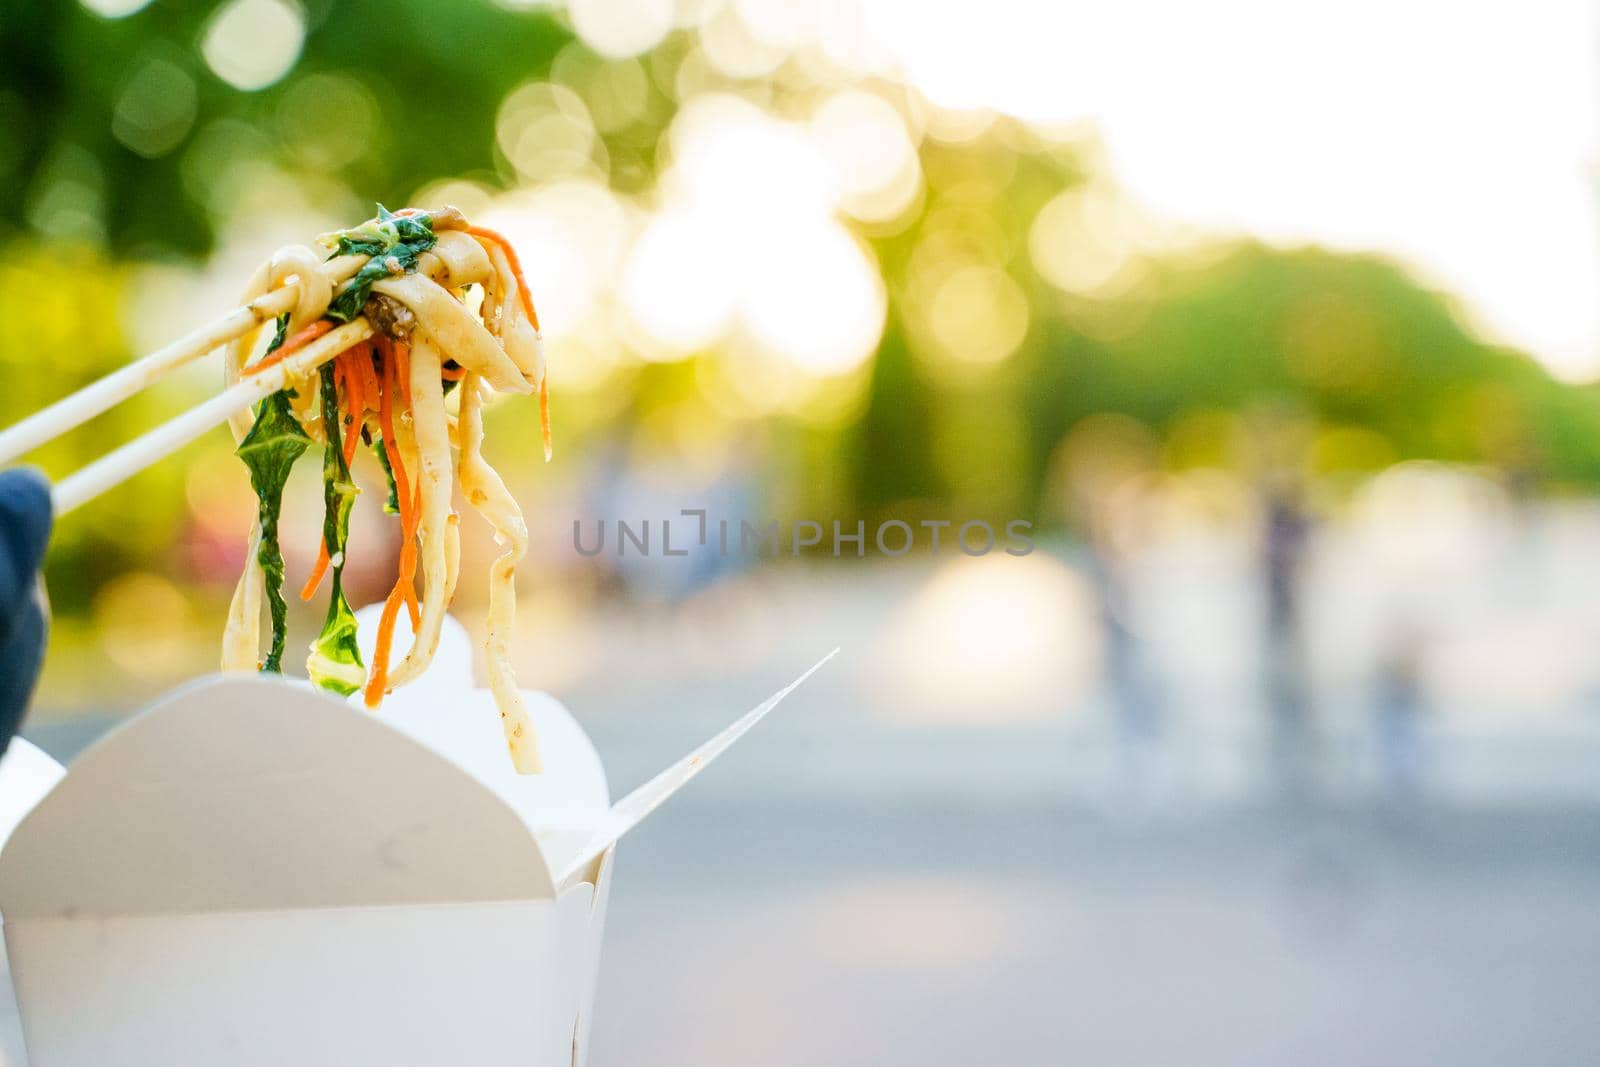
[0,740,63,854]
[0,674,563,916]
[556,648,839,890]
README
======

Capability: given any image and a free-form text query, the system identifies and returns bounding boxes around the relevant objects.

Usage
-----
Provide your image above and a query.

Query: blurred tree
[3,0,1597,637]
[1069,244,1600,487]
[0,0,572,256]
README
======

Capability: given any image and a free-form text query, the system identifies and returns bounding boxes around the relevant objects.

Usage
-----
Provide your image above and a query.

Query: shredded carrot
[464,225,540,331]
[539,374,552,462]
[338,347,365,468]
[300,346,364,603]
[242,319,333,376]
[376,339,420,628]
[465,227,549,458]
[363,586,406,709]
[441,364,466,381]
[347,344,368,413]
[365,342,427,708]
[377,344,412,516]
[299,545,330,601]
[355,342,382,404]
[399,482,421,629]
[366,479,422,703]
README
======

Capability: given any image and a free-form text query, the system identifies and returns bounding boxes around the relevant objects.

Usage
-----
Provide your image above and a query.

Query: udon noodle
[220,206,547,772]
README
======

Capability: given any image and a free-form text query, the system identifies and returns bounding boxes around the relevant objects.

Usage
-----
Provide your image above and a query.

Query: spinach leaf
[305,361,366,696]
[322,205,438,324]
[372,436,401,514]
[235,325,310,673]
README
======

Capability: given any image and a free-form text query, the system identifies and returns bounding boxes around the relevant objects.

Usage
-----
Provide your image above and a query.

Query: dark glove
[0,469,52,759]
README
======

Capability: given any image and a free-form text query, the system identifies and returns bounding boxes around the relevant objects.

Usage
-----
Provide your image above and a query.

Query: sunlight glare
[882,554,1102,722]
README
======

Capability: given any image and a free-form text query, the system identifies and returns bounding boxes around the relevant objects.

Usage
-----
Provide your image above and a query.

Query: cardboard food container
[0,737,65,1066]
[0,614,831,1066]
[0,740,63,854]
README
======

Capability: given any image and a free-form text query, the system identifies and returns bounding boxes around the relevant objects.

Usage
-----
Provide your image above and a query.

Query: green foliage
[3,0,1597,652]
[0,0,572,255]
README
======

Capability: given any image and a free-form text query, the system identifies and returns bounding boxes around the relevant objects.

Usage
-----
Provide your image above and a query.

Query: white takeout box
[0,615,831,1066]
[0,740,62,853]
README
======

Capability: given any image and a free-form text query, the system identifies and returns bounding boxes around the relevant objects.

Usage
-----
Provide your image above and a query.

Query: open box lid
[0,613,835,922]
[0,674,566,919]
[348,610,612,870]
[0,739,63,854]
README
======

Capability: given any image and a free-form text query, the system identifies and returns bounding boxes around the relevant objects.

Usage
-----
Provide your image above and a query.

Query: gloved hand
[0,469,52,758]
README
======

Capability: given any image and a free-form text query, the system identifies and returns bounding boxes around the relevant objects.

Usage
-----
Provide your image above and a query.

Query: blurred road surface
[8,553,1600,1063]
[593,798,1600,1066]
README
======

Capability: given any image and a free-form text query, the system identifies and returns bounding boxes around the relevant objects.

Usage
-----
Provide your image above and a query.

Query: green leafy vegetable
[371,436,401,514]
[320,205,438,323]
[305,361,366,696]
[234,315,310,673]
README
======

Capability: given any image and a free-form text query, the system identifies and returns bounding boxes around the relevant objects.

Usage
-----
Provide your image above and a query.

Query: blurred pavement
[10,550,1600,1064]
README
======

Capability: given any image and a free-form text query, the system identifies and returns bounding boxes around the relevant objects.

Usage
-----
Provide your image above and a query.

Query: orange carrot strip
[363,586,406,709]
[464,227,552,458]
[355,342,382,404]
[399,482,420,629]
[346,344,367,416]
[376,339,420,628]
[338,349,365,468]
[362,480,421,708]
[464,225,540,331]
[539,374,552,462]
[242,319,334,376]
[365,342,431,708]
[299,545,330,601]
[301,353,358,603]
[441,365,466,381]
[377,344,413,519]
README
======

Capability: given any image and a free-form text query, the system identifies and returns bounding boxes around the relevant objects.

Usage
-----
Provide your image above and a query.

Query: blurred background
[2,0,1599,1063]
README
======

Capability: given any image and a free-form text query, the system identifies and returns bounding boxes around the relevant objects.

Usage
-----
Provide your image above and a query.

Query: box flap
[351,607,611,875]
[0,738,63,853]
[556,649,838,890]
[353,608,611,828]
[0,674,556,919]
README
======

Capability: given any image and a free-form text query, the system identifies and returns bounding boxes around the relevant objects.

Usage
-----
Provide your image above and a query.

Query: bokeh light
[882,554,1103,722]
[740,222,886,376]
[276,74,380,171]
[79,0,152,16]
[111,55,197,159]
[92,572,197,679]
[924,264,1029,367]
[568,0,674,59]
[1029,182,1144,295]
[479,179,631,341]
[809,89,922,224]
[495,81,603,183]
[619,93,886,375]
[200,0,306,92]
[620,208,739,355]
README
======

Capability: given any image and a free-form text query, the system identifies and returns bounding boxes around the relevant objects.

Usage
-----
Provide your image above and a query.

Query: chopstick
[0,257,364,469]
[52,318,373,514]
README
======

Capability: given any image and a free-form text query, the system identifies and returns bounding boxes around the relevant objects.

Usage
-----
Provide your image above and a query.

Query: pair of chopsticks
[0,267,373,515]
